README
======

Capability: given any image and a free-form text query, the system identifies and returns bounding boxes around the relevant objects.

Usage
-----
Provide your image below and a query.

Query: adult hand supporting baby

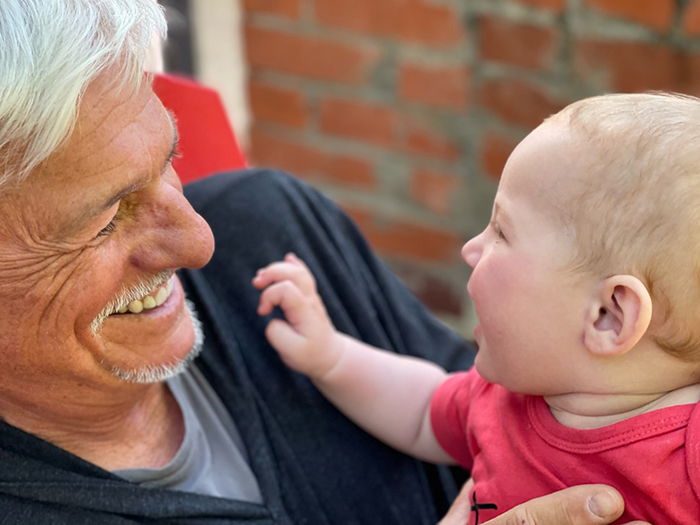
[438,480,652,525]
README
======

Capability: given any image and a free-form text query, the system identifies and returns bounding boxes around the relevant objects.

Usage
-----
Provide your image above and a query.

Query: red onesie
[430,369,700,525]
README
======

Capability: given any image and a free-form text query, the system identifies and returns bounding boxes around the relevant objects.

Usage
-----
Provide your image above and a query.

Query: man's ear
[583,275,652,357]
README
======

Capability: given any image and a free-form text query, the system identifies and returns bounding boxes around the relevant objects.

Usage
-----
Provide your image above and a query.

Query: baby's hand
[252,253,343,380]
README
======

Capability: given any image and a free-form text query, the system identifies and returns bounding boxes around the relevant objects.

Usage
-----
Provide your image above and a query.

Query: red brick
[399,63,470,110]
[343,207,463,263]
[412,276,463,316]
[584,0,675,32]
[574,39,700,94]
[513,0,565,12]
[683,0,700,36]
[402,120,460,161]
[479,17,557,71]
[320,98,397,148]
[391,262,463,315]
[325,157,376,189]
[250,129,324,174]
[410,168,460,215]
[248,82,307,128]
[405,131,460,161]
[245,27,380,85]
[314,0,465,47]
[480,133,518,180]
[242,0,301,18]
[684,55,700,95]
[396,0,465,48]
[250,130,376,188]
[479,79,569,129]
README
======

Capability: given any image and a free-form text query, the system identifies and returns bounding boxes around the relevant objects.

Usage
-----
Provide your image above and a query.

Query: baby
[252,93,700,524]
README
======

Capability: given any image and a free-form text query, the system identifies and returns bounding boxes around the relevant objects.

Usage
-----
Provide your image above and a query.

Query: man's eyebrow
[97,111,179,214]
[163,110,179,173]
[99,180,143,212]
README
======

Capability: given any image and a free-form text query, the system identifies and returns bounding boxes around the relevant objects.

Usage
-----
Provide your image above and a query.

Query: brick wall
[241,0,700,335]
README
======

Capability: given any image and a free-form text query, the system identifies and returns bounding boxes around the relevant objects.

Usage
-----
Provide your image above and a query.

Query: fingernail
[588,490,618,518]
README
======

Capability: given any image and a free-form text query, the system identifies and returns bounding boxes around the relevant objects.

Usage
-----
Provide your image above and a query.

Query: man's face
[462,122,594,395]
[0,73,215,390]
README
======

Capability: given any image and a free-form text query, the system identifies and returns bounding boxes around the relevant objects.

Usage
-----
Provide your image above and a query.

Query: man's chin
[100,298,205,384]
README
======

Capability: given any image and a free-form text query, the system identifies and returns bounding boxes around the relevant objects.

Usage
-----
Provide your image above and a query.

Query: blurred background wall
[161,0,700,337]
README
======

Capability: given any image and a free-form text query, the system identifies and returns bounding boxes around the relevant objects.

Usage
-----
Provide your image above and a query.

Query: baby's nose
[461,238,481,268]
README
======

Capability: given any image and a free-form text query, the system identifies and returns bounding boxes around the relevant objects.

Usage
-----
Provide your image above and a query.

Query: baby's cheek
[470,260,509,306]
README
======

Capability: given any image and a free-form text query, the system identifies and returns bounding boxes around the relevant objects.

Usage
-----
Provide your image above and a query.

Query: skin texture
[464,122,700,427]
[440,481,650,525]
[461,122,593,396]
[0,72,214,470]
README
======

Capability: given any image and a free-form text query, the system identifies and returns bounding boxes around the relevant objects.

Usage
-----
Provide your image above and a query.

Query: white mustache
[90,270,174,333]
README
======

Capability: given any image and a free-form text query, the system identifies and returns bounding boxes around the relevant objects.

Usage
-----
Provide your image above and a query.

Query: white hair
[0,0,167,188]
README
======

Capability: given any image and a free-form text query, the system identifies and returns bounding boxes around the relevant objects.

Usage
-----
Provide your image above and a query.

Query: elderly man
[0,1,644,524]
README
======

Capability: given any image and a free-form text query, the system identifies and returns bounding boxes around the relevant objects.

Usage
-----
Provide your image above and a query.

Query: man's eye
[96,218,118,237]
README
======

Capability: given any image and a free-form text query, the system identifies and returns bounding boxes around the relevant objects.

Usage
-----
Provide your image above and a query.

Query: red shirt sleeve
[430,369,478,470]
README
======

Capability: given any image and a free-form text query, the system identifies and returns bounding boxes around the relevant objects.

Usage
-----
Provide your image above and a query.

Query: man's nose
[461,234,482,269]
[130,177,215,271]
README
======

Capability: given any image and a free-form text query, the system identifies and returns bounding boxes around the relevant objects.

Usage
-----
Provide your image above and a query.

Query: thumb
[437,479,474,525]
[265,319,306,355]
[484,485,635,525]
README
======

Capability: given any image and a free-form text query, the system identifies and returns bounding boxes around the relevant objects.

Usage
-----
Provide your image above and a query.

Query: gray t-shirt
[115,365,263,503]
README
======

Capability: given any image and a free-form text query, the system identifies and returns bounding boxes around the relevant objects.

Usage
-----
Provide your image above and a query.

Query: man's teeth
[116,278,174,315]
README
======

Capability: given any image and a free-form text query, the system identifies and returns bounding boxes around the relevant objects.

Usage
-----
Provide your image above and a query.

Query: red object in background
[152,73,247,185]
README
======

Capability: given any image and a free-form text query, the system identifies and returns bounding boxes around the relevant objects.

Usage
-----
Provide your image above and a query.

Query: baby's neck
[544,382,700,430]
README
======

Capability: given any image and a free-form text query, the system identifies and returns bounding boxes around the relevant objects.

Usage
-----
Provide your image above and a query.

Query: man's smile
[113,276,175,314]
[91,271,178,334]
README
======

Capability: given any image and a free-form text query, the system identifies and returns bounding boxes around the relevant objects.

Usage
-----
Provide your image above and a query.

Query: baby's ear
[583,275,652,357]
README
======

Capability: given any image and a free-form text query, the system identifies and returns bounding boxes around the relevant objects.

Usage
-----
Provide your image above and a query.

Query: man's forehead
[8,73,175,236]
[70,77,155,151]
[43,79,169,179]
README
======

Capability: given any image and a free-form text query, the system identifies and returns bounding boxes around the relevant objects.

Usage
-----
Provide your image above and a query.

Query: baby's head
[464,92,700,394]
[549,93,700,360]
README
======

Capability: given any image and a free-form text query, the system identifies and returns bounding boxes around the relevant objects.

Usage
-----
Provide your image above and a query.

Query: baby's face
[462,122,596,394]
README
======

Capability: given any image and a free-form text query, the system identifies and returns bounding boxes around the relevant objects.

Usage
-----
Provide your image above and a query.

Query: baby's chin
[473,353,498,384]
[473,354,536,394]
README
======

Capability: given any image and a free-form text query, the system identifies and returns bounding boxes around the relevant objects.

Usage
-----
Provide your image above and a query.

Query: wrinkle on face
[21,85,165,242]
[0,68,214,435]
[0,237,84,297]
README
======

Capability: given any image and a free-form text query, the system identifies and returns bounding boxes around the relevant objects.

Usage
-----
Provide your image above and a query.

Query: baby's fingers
[284,252,309,269]
[257,280,312,325]
[265,318,307,358]
[253,256,317,295]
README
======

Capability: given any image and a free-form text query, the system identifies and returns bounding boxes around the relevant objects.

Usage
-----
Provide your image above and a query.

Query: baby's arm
[252,253,455,464]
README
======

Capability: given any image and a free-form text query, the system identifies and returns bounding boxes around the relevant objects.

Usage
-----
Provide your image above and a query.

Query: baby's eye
[490,221,506,242]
